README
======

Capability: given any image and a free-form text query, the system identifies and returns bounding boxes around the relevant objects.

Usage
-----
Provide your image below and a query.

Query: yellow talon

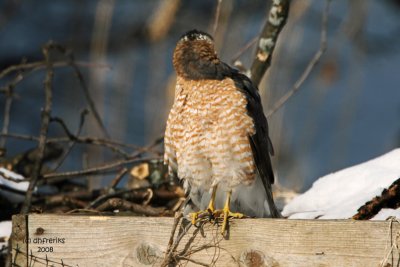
[220,190,245,235]
[190,186,246,234]
[190,185,218,225]
[190,212,198,225]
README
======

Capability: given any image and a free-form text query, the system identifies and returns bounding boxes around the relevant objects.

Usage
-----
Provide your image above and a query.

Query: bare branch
[162,211,183,266]
[0,60,109,80]
[0,132,162,156]
[147,0,181,42]
[230,36,258,64]
[0,89,13,148]
[266,0,331,118]
[59,45,111,139]
[0,67,25,147]
[250,0,291,86]
[0,168,26,183]
[213,0,223,36]
[40,156,159,184]
[96,197,167,216]
[109,167,128,189]
[52,109,89,171]
[20,43,54,214]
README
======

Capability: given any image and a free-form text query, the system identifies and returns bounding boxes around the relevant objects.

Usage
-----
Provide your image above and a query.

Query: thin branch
[147,0,181,42]
[162,211,183,266]
[0,133,38,141]
[20,43,54,214]
[0,168,25,183]
[44,43,112,139]
[175,256,210,267]
[230,36,258,64]
[52,109,89,171]
[39,156,159,184]
[0,66,25,147]
[0,60,109,80]
[96,197,167,216]
[86,167,129,208]
[213,0,223,36]
[50,116,77,140]
[250,0,291,86]
[0,42,112,139]
[50,115,129,157]
[0,133,162,157]
[0,89,13,148]
[109,167,128,189]
[266,0,331,118]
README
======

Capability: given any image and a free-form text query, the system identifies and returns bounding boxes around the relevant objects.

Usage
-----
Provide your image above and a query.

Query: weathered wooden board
[11,214,400,267]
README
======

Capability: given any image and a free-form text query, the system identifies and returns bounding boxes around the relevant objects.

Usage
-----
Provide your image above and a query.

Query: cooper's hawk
[164,29,281,233]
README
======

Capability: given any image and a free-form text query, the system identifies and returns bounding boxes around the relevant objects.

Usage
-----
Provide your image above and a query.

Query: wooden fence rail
[11,214,400,266]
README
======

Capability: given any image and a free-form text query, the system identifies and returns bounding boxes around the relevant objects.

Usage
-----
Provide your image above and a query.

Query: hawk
[164,29,281,233]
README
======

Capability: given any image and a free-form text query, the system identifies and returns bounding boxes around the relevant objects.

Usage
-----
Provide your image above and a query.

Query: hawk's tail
[264,182,282,218]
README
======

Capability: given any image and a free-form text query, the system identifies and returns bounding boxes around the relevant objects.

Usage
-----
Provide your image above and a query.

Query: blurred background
[0,0,399,192]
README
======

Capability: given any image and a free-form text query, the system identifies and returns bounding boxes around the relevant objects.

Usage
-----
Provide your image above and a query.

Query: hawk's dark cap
[179,29,213,42]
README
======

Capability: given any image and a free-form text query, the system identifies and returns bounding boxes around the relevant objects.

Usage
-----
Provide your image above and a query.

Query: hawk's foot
[190,184,219,225]
[189,209,216,225]
[220,207,245,235]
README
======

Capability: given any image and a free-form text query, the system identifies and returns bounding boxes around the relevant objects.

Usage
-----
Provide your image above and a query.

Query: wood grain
[11,214,400,267]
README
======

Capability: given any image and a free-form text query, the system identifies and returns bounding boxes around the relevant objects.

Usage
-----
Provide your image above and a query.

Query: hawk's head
[173,29,225,80]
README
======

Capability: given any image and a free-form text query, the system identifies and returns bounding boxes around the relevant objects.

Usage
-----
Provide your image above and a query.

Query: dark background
[0,0,399,192]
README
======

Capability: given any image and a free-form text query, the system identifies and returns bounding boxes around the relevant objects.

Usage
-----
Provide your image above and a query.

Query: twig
[0,88,13,148]
[161,218,193,267]
[213,0,223,36]
[52,109,89,171]
[67,54,110,139]
[64,50,110,138]
[0,168,25,183]
[0,66,25,147]
[0,60,110,80]
[0,132,160,154]
[129,136,163,158]
[0,133,38,142]
[40,156,159,184]
[266,0,331,118]
[96,197,167,216]
[86,168,129,208]
[230,36,258,64]
[175,256,210,267]
[162,211,183,266]
[50,113,129,158]
[249,0,291,86]
[37,42,110,138]
[20,43,54,214]
[109,167,129,189]
[45,195,87,209]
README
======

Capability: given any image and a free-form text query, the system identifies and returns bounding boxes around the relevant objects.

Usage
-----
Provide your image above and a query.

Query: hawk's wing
[225,65,275,184]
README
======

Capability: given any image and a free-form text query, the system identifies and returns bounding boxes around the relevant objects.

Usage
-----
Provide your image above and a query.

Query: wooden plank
[11,214,399,267]
[11,214,27,267]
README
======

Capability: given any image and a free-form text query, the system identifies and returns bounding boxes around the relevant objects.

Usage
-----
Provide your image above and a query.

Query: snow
[0,221,11,254]
[0,167,29,203]
[371,208,400,221]
[282,148,400,219]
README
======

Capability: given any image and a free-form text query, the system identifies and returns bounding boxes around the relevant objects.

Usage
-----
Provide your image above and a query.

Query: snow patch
[282,149,400,219]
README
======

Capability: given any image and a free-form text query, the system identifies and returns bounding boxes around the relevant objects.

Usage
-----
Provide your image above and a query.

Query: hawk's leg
[220,189,245,235]
[207,184,218,213]
[190,184,218,224]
